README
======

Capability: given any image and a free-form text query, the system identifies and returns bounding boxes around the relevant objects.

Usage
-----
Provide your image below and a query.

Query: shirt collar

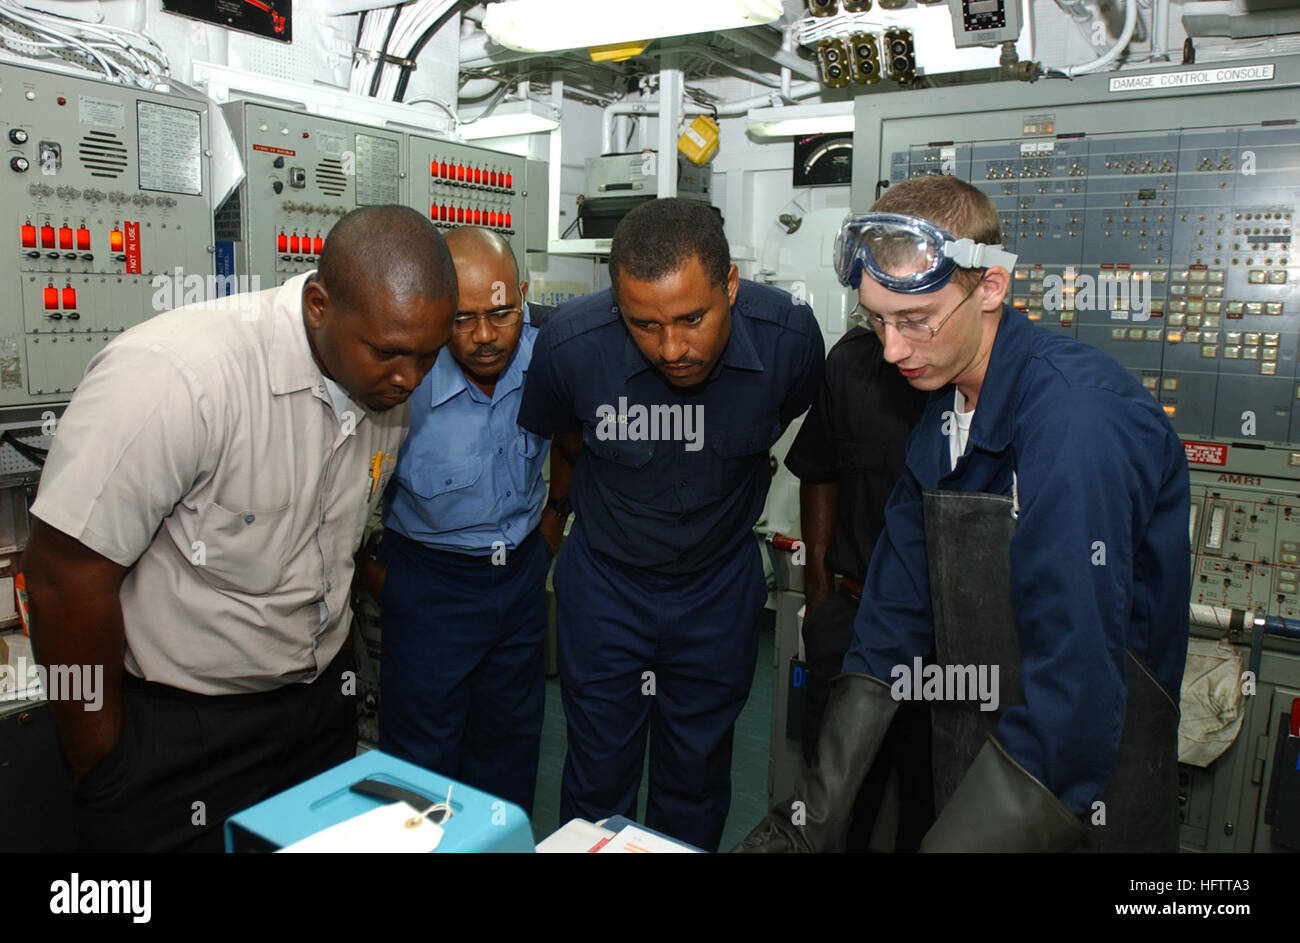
[618,286,766,382]
[963,305,1030,454]
[268,271,325,396]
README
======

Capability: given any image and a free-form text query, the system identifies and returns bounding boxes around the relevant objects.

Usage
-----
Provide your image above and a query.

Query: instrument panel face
[1,62,212,409]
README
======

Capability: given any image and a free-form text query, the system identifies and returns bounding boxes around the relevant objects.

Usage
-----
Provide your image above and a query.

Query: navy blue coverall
[844,306,1190,816]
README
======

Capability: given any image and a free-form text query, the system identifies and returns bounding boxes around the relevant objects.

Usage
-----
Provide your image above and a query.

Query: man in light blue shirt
[374,227,563,814]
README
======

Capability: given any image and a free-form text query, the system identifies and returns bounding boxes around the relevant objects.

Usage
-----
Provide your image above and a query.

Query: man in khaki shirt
[23,205,457,851]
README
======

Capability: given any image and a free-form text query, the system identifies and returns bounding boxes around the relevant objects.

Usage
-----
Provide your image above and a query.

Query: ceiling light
[746,101,854,138]
[458,98,561,140]
[482,0,783,53]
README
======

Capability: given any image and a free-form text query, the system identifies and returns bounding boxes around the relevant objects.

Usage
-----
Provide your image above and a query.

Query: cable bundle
[0,0,168,86]
[350,0,462,101]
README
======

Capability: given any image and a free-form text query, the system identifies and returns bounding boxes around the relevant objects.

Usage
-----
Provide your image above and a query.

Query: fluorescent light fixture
[482,0,783,53]
[458,98,561,140]
[746,101,854,138]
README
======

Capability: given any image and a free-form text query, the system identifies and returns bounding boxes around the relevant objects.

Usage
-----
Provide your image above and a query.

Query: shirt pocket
[407,458,487,530]
[511,431,547,494]
[581,427,664,507]
[707,419,783,508]
[196,500,295,595]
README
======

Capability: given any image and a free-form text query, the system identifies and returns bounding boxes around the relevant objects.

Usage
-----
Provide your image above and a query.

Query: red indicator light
[504,212,512,228]
[456,164,466,182]
[504,172,513,189]
[456,206,465,223]
[20,223,36,247]
[43,284,58,309]
[431,161,438,177]
[75,227,90,250]
[62,286,76,309]
[109,229,123,252]
[473,167,482,185]
[490,169,499,188]
[312,236,323,254]
[58,226,73,249]
[40,224,55,248]
[277,232,288,252]
[289,234,300,253]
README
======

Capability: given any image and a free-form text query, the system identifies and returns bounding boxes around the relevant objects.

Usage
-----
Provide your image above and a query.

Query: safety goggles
[833,212,1018,294]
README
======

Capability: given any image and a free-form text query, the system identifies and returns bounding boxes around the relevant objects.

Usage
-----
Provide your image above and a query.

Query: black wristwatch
[546,496,573,518]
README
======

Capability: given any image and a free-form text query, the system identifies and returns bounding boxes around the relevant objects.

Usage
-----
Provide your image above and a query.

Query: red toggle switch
[504,212,513,228]
[456,206,465,223]
[62,286,76,309]
[312,236,323,254]
[489,169,499,188]
[473,208,483,225]
[440,161,449,178]
[456,164,466,182]
[43,284,58,310]
[504,172,513,189]
[75,227,90,250]
[430,160,438,177]
[20,222,36,247]
[473,167,482,185]
[289,234,300,253]
[487,210,496,227]
[58,226,73,249]
[277,232,288,253]
[40,224,55,248]
[109,228,124,252]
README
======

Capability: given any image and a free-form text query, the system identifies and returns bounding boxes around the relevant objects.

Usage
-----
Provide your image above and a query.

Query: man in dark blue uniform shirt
[741,175,1189,853]
[518,198,824,850]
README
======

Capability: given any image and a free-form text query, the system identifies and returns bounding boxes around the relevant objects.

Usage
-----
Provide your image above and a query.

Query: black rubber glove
[920,736,1088,852]
[733,673,898,853]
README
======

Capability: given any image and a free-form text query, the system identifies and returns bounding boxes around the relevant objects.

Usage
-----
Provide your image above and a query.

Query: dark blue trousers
[554,521,767,851]
[378,528,548,814]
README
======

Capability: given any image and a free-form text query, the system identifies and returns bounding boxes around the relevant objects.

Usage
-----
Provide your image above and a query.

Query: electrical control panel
[217,102,408,288]
[1,62,212,410]
[407,134,548,276]
[855,57,1300,444]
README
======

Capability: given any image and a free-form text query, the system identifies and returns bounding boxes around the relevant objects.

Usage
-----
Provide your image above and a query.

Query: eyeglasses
[451,308,523,333]
[850,276,984,342]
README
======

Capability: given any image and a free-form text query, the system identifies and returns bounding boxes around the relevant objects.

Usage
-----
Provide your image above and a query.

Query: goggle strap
[942,238,1018,274]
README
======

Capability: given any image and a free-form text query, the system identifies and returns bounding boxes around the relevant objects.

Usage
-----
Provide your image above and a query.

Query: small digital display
[969,0,999,13]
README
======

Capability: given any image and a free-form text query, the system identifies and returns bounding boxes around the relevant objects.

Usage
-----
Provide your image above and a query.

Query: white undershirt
[949,388,975,471]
